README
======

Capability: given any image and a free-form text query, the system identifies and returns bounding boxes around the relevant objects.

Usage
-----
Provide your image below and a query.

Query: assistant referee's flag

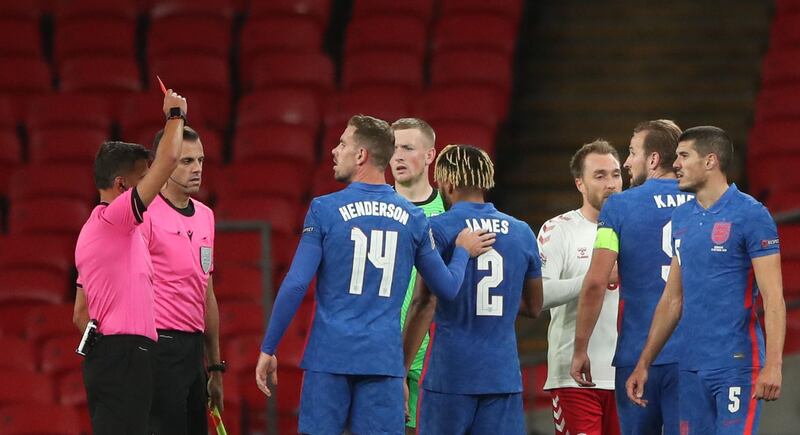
[208,406,227,435]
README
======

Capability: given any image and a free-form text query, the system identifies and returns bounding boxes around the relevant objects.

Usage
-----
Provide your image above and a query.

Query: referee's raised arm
[136,90,188,207]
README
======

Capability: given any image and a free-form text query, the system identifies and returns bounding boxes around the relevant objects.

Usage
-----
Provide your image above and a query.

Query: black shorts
[83,334,155,435]
[149,329,208,435]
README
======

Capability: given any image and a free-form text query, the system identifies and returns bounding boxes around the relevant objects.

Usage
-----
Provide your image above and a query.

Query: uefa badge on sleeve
[200,246,213,274]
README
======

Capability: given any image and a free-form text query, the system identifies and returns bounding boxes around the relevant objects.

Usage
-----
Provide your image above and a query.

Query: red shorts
[549,388,620,435]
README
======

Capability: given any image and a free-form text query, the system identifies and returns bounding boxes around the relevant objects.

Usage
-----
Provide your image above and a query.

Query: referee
[144,126,223,435]
[73,91,187,434]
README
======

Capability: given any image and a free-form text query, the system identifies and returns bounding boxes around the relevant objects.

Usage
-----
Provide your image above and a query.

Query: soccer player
[538,140,622,435]
[403,144,544,435]
[626,126,785,434]
[254,115,495,434]
[73,90,187,434]
[389,117,445,433]
[571,120,688,435]
[143,126,222,435]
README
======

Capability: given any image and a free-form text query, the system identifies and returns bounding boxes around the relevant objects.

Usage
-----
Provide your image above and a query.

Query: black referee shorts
[83,334,155,435]
[149,329,208,435]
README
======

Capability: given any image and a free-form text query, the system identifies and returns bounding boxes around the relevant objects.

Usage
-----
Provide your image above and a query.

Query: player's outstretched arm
[415,229,494,301]
[73,287,89,333]
[752,253,785,401]
[403,277,437,372]
[626,256,683,407]
[571,248,618,386]
[136,90,187,207]
[519,277,543,318]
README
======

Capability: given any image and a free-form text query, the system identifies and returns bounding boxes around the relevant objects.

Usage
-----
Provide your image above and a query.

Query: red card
[157,75,167,95]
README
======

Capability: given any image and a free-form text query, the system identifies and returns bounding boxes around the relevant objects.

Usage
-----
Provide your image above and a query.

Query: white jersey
[538,209,618,390]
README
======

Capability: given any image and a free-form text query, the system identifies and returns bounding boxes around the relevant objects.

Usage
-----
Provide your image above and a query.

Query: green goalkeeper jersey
[400,188,446,373]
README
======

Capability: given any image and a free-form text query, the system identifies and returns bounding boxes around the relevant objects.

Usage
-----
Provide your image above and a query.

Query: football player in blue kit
[254,116,496,435]
[626,126,785,435]
[572,120,689,435]
[403,144,544,435]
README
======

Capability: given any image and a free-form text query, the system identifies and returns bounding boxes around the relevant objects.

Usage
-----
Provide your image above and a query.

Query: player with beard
[389,118,445,433]
[571,120,688,435]
[538,140,622,435]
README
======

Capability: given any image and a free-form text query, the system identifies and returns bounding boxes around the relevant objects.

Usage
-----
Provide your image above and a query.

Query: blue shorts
[418,389,524,435]
[298,370,404,435]
[615,363,679,435]
[679,367,761,435]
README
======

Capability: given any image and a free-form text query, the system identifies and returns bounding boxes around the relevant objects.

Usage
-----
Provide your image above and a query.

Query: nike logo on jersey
[653,194,694,209]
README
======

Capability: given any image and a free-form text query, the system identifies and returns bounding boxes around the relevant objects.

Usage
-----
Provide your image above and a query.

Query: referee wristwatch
[207,361,227,373]
[166,106,187,123]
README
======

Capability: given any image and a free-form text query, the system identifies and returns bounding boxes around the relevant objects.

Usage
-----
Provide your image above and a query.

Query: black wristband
[166,106,187,123]
[207,361,227,373]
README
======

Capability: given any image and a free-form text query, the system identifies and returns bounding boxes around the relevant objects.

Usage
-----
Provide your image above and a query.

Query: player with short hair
[403,144,544,434]
[571,120,688,435]
[389,117,445,433]
[626,126,785,434]
[538,140,622,435]
[74,90,187,434]
[254,115,495,434]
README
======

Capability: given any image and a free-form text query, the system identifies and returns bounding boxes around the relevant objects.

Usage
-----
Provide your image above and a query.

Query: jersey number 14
[348,228,398,297]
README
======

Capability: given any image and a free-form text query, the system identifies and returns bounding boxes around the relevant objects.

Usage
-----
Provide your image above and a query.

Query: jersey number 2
[477,249,504,316]
[349,228,398,297]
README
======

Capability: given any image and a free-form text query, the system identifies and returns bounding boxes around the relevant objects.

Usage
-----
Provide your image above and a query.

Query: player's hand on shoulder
[456,228,496,257]
[753,364,781,401]
[570,351,595,387]
[162,90,188,117]
[255,352,278,397]
[625,365,649,407]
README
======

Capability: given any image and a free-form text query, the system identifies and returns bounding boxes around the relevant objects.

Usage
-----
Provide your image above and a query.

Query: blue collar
[347,182,394,193]
[450,201,497,213]
[692,183,738,215]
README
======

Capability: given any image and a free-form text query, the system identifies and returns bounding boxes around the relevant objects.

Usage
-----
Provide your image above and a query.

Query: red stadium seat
[0,268,71,304]
[311,162,345,197]
[225,333,262,375]
[351,0,433,22]
[0,19,41,57]
[41,336,83,374]
[431,50,513,95]
[58,370,86,406]
[59,57,142,94]
[783,259,800,301]
[770,12,800,48]
[219,302,265,338]
[54,0,139,21]
[276,299,313,368]
[0,58,52,95]
[9,163,96,203]
[434,14,517,55]
[748,120,800,157]
[0,304,39,338]
[779,225,800,260]
[9,198,91,235]
[28,128,109,164]
[238,89,321,129]
[342,51,424,91]
[439,0,523,23]
[0,338,37,372]
[249,0,331,27]
[215,231,264,266]
[272,233,300,272]
[148,16,231,59]
[27,94,112,131]
[0,2,40,19]
[0,98,15,128]
[0,404,82,434]
[150,0,236,21]
[767,189,800,213]
[249,52,335,95]
[415,86,502,128]
[345,16,427,56]
[761,48,800,86]
[149,55,230,127]
[753,85,800,122]
[0,371,55,405]
[324,87,412,128]
[219,161,312,201]
[25,304,76,343]
[232,125,317,166]
[213,264,265,302]
[120,92,219,142]
[0,234,76,274]
[215,196,301,236]
[433,122,497,155]
[241,16,323,58]
[0,130,21,165]
[747,154,800,198]
[54,19,136,66]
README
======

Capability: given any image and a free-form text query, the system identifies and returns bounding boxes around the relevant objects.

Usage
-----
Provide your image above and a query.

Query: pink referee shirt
[140,194,215,332]
[75,188,157,342]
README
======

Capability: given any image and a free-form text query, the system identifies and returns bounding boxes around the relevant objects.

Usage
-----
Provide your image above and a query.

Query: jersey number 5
[477,249,504,316]
[349,228,398,297]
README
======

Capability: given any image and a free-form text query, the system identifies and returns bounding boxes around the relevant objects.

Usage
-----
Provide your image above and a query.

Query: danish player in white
[538,140,623,435]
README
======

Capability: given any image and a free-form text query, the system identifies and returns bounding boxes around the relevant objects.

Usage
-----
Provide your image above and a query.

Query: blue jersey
[422,202,542,395]
[299,183,440,377]
[597,178,694,367]
[671,184,779,370]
